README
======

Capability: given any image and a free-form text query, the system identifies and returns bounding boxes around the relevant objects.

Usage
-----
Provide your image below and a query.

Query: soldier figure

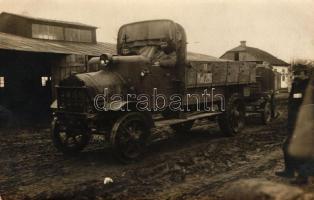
[276,64,311,179]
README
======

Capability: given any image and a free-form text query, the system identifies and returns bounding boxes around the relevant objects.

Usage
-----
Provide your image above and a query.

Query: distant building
[220,41,290,89]
[0,12,116,122]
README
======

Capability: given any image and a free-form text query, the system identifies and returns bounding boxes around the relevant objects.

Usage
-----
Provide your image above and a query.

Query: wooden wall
[51,54,88,98]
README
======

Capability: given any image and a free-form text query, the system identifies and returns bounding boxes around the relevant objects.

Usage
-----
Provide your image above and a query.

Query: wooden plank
[212,62,228,84]
[227,62,240,83]
[239,62,251,83]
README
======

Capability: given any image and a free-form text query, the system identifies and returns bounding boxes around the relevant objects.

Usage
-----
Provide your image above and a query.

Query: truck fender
[107,101,154,128]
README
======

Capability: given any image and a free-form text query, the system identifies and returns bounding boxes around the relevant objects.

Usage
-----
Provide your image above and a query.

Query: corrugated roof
[0,32,116,56]
[221,44,289,66]
[0,31,223,61]
[0,12,97,29]
[187,52,227,62]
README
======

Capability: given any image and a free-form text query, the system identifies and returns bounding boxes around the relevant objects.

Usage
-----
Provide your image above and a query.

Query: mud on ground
[0,94,290,200]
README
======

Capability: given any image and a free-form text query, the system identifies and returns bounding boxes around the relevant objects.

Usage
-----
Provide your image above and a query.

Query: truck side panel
[239,62,251,83]
[227,62,240,84]
[186,61,256,88]
[212,62,228,85]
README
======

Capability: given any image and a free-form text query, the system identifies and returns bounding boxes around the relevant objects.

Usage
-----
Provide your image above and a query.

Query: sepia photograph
[0,0,313,199]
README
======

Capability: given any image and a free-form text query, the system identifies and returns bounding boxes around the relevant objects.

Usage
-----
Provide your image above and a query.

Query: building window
[32,24,64,40]
[41,76,50,87]
[65,28,92,42]
[282,75,285,81]
[234,52,239,61]
[32,24,93,43]
[0,77,4,88]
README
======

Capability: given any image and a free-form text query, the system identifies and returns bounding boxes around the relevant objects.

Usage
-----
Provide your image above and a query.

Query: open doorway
[0,50,55,126]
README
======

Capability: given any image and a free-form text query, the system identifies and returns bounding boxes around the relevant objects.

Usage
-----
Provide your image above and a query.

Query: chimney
[240,41,246,47]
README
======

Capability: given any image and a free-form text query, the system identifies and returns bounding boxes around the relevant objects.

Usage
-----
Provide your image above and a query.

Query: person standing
[276,67,310,178]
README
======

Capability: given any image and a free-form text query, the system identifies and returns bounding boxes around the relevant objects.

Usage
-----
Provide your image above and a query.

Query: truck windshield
[118,20,175,44]
[117,20,176,56]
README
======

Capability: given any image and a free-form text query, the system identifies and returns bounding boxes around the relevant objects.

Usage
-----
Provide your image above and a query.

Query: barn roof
[187,52,227,62]
[0,12,97,29]
[221,42,289,66]
[0,31,223,61]
[0,32,115,56]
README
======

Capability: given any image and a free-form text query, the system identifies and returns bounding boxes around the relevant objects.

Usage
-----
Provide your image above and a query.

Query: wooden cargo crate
[186,61,256,88]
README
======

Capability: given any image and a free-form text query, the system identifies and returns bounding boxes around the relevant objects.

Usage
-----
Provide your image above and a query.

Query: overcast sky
[0,0,313,62]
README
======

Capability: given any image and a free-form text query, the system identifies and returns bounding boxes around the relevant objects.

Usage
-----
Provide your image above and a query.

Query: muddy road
[0,94,289,200]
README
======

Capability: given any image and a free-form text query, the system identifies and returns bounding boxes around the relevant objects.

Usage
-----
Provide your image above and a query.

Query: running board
[154,112,222,128]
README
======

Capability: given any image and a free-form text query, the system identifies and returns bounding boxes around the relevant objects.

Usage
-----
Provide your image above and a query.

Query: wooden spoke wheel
[51,119,91,155]
[218,94,245,136]
[110,113,150,163]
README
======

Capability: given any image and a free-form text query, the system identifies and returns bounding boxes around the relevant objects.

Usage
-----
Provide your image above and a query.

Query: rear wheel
[218,94,245,136]
[110,112,150,163]
[51,119,91,154]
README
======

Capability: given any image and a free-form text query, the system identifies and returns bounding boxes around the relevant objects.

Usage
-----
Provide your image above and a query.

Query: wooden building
[220,41,290,90]
[0,12,115,124]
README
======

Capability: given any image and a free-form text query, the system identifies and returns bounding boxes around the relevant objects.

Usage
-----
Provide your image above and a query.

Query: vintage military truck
[52,20,276,162]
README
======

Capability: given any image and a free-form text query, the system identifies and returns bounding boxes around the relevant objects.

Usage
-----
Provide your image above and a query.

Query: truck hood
[75,70,126,98]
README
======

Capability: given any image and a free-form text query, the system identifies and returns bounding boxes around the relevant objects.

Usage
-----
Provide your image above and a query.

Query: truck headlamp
[100,54,113,69]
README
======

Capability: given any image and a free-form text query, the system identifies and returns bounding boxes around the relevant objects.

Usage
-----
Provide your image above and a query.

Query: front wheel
[218,94,245,136]
[110,112,150,163]
[51,119,91,155]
